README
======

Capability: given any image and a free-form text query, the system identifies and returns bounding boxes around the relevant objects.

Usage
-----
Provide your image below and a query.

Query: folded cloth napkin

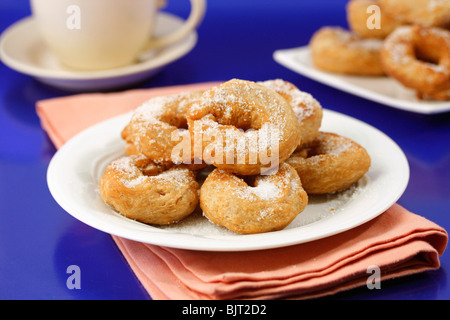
[36,82,448,300]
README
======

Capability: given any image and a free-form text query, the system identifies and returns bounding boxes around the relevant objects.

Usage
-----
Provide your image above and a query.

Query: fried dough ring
[186,79,302,175]
[258,79,323,149]
[99,155,199,225]
[286,132,371,195]
[346,0,403,39]
[122,90,203,163]
[381,26,450,100]
[378,0,450,28]
[200,163,308,234]
[310,27,385,76]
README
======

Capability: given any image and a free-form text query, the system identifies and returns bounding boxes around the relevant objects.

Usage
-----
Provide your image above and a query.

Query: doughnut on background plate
[47,109,409,251]
[273,46,450,114]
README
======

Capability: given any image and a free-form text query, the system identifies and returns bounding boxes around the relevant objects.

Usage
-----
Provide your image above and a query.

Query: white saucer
[0,13,197,91]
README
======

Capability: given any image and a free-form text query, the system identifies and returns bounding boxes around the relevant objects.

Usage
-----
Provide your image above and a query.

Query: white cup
[30,0,206,70]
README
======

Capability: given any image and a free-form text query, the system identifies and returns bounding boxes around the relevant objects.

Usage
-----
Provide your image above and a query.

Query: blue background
[1,0,449,299]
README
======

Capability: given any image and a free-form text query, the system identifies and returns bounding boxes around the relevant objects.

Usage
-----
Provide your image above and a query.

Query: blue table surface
[1,0,449,300]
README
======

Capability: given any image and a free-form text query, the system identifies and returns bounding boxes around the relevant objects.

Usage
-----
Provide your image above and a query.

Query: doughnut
[378,0,450,28]
[258,79,323,149]
[99,155,199,225]
[186,79,302,175]
[310,26,385,76]
[346,0,403,39]
[286,132,371,195]
[199,163,308,234]
[121,90,203,164]
[381,25,450,100]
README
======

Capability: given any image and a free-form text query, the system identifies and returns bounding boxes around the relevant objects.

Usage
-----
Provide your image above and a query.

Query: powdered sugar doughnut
[200,163,308,234]
[378,0,450,28]
[122,90,203,163]
[99,155,199,225]
[310,26,385,76]
[381,25,450,100]
[286,132,371,194]
[346,0,403,39]
[258,79,323,149]
[186,79,302,175]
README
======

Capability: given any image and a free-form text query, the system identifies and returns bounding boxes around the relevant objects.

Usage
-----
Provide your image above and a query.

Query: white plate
[0,13,197,91]
[273,46,450,115]
[47,109,409,251]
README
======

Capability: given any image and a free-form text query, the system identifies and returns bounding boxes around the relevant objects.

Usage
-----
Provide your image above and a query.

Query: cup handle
[146,0,206,50]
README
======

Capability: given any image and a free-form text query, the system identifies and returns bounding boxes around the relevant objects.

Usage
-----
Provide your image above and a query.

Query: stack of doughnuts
[99,79,371,234]
[309,0,450,101]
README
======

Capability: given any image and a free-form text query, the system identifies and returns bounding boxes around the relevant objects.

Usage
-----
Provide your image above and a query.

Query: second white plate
[274,46,450,115]
[47,109,409,251]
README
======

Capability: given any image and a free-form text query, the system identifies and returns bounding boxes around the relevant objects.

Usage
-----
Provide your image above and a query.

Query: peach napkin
[37,82,448,300]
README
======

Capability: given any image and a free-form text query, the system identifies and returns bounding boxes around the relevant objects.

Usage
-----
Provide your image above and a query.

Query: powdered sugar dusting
[302,134,353,167]
[384,27,414,64]
[131,91,198,125]
[428,63,448,73]
[111,156,142,175]
[233,167,291,201]
[131,96,172,123]
[191,79,290,129]
[258,79,321,121]
[241,178,282,201]
[110,156,147,188]
[156,167,192,185]
[109,156,192,188]
[328,138,352,155]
